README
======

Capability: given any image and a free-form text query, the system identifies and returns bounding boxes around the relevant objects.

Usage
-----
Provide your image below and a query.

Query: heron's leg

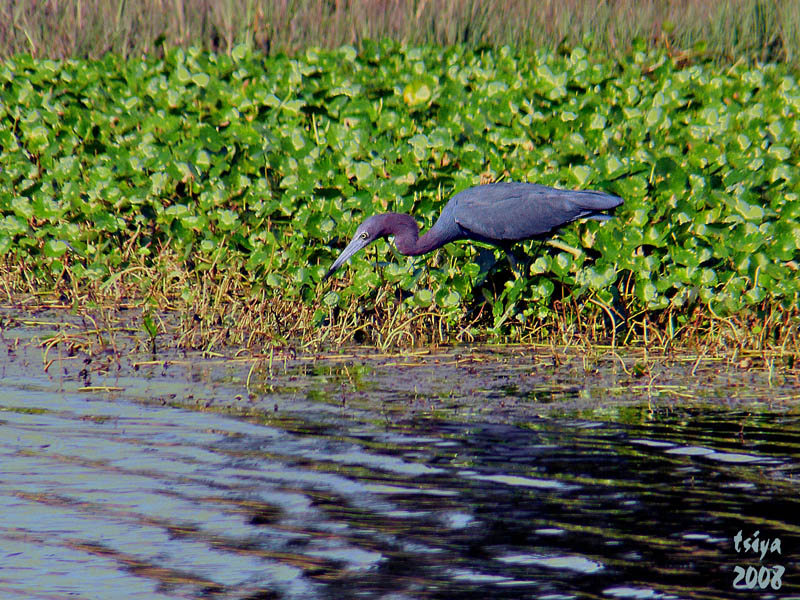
[507,239,546,277]
[506,251,522,277]
[605,281,629,338]
[476,247,498,276]
[499,243,530,278]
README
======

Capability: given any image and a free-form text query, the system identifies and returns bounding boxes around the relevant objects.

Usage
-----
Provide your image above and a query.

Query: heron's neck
[384,213,442,256]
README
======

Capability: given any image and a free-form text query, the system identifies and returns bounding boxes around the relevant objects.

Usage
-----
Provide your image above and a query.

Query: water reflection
[1,361,799,599]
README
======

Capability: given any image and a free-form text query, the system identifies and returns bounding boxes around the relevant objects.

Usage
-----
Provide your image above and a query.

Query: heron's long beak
[322,236,370,281]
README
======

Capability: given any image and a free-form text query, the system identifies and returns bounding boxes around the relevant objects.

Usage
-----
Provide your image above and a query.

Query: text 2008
[732,565,784,590]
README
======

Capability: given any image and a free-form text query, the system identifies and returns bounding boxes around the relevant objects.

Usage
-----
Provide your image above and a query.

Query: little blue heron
[323,182,623,281]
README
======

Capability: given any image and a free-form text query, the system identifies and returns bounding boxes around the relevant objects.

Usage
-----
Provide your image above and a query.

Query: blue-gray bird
[323,182,623,280]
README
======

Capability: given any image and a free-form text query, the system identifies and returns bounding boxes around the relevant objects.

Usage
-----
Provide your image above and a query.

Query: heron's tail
[570,189,624,211]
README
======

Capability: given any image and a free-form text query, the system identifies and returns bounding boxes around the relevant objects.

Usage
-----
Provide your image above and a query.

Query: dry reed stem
[0,0,797,69]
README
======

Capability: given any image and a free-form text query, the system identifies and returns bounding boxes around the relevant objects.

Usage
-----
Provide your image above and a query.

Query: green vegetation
[2,0,799,70]
[1,41,799,351]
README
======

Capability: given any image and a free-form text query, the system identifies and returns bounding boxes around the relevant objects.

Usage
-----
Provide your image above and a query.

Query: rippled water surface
[1,321,799,599]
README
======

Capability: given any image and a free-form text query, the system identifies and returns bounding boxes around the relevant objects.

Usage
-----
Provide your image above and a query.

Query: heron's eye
[360,232,369,240]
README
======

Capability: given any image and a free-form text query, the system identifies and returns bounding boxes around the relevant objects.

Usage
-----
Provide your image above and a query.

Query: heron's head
[322,215,392,281]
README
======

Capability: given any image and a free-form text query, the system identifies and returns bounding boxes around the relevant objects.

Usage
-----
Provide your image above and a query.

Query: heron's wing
[452,182,622,242]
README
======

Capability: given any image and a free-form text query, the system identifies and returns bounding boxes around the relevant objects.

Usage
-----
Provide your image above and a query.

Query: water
[1,338,799,599]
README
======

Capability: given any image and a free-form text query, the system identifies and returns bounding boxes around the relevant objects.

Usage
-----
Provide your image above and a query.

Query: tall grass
[1,0,798,66]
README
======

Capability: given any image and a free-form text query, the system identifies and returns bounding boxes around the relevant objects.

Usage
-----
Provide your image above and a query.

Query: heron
[323,182,623,281]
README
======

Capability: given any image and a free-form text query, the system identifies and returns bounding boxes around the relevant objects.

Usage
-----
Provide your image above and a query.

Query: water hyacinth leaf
[695,268,718,286]
[180,214,206,230]
[175,65,191,84]
[294,267,311,286]
[636,279,658,304]
[216,210,240,230]
[23,124,50,154]
[439,290,461,308]
[353,162,373,182]
[428,128,453,150]
[581,264,617,290]
[323,291,340,307]
[745,286,766,304]
[195,149,212,170]
[165,204,191,222]
[533,278,555,300]
[11,197,34,219]
[673,245,700,267]
[461,262,480,279]
[643,225,666,246]
[530,255,551,275]
[231,44,248,61]
[192,72,210,87]
[589,113,606,130]
[768,146,790,161]
[552,252,573,276]
[414,289,434,307]
[403,79,432,107]
[408,134,430,160]
[486,81,508,97]
[43,239,69,258]
[265,273,283,289]
[94,213,123,232]
[599,155,626,178]
[731,197,764,221]
[282,99,305,115]
[383,263,405,280]
[568,164,592,187]
[771,163,793,183]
